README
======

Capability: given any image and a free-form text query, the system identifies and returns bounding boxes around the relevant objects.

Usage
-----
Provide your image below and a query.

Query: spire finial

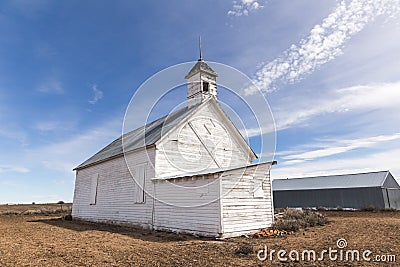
[198,36,203,61]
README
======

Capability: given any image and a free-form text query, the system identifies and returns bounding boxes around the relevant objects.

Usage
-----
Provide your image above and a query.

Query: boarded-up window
[135,165,146,203]
[90,174,99,205]
[253,179,264,198]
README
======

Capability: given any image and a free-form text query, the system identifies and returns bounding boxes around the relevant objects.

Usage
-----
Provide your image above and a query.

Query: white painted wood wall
[73,157,273,238]
[72,151,222,236]
[152,175,221,236]
[152,163,274,238]
[220,163,274,237]
[72,147,156,228]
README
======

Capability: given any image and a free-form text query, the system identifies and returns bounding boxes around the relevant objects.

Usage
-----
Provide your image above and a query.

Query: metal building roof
[152,161,277,181]
[272,171,390,191]
[74,104,198,170]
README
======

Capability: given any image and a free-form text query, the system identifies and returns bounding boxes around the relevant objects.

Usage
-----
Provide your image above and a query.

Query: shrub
[235,243,253,255]
[21,209,43,215]
[63,214,73,221]
[361,205,376,211]
[1,211,19,215]
[305,211,329,227]
[361,206,399,212]
[272,219,300,232]
[283,208,306,220]
[272,208,329,232]
[381,208,397,212]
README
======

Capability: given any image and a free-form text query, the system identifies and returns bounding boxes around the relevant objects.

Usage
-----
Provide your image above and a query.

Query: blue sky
[1,0,399,203]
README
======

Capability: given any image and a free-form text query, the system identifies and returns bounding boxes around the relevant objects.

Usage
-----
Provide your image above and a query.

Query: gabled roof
[184,60,218,79]
[74,104,198,170]
[75,97,258,171]
[273,171,393,191]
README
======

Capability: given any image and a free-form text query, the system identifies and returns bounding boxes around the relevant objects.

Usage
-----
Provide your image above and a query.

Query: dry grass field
[0,203,72,216]
[0,205,399,266]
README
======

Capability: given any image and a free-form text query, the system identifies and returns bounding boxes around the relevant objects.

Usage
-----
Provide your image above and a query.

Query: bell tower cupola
[185,37,218,108]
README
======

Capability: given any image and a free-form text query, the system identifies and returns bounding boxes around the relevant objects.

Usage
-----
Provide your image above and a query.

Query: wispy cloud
[228,0,265,17]
[282,133,400,162]
[249,0,400,93]
[274,81,400,131]
[0,128,28,146]
[272,147,400,180]
[88,84,103,105]
[239,125,275,138]
[1,114,121,176]
[0,165,30,173]
[34,119,76,132]
[270,80,400,180]
[34,42,58,59]
[242,81,400,136]
[35,121,63,131]
[37,79,64,94]
[239,80,400,138]
[31,117,121,173]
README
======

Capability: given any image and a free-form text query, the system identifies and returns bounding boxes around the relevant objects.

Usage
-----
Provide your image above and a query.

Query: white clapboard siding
[71,147,274,237]
[152,175,221,236]
[72,147,156,227]
[155,101,252,178]
[220,163,274,237]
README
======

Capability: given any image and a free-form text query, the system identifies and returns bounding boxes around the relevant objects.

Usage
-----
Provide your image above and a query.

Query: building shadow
[28,216,211,243]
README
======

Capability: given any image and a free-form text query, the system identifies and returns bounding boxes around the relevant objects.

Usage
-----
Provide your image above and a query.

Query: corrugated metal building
[273,171,400,210]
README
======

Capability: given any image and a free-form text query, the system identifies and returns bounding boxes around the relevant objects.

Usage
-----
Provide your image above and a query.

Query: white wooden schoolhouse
[72,55,276,238]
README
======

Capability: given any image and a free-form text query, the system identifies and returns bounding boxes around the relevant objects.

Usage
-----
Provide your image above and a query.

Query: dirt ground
[0,208,399,266]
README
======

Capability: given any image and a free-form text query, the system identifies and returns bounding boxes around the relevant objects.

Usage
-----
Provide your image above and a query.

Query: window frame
[202,81,209,92]
[134,163,147,204]
[89,173,99,205]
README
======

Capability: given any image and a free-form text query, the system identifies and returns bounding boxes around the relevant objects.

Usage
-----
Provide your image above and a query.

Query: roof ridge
[273,171,392,191]
[278,170,389,181]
